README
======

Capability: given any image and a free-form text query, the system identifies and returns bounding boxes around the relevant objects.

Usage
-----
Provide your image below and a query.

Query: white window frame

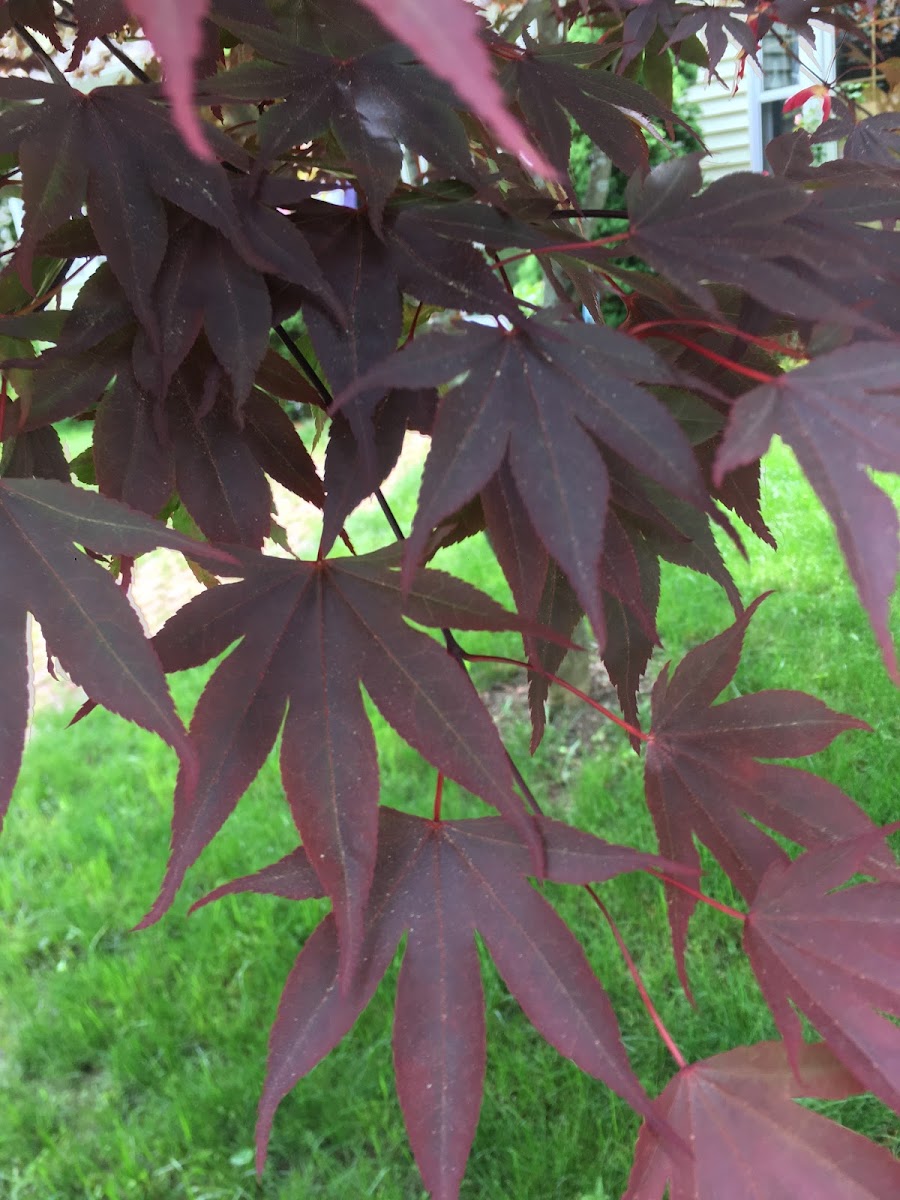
[748,24,837,171]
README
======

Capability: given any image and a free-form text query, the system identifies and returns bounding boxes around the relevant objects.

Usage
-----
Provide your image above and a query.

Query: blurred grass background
[1,437,898,1199]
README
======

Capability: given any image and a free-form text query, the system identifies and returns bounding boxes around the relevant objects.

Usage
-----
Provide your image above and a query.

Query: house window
[761,30,801,90]
[748,24,836,171]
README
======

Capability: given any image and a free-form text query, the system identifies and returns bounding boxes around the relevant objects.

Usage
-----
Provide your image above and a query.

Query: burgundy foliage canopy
[0,0,898,1196]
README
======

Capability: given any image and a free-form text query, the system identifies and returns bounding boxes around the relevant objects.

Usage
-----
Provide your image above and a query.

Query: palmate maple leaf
[288,199,524,550]
[95,360,324,548]
[500,36,691,180]
[191,806,693,1200]
[1,0,64,50]
[745,829,900,1117]
[625,1041,900,1199]
[621,155,884,327]
[66,1,128,69]
[714,343,900,681]
[207,20,478,232]
[340,313,709,646]
[480,461,663,748]
[143,544,573,978]
[645,594,897,989]
[143,202,340,402]
[0,479,236,829]
[0,79,241,324]
[845,113,900,168]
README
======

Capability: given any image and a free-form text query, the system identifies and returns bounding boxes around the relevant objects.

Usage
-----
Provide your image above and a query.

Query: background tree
[0,1,899,1197]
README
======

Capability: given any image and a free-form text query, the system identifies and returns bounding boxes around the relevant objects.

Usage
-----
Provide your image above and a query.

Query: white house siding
[684,24,837,180]
[684,44,753,180]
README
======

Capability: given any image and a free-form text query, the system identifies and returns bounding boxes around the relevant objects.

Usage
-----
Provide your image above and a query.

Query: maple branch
[648,871,747,922]
[374,490,407,542]
[488,249,516,298]
[98,35,152,84]
[273,325,331,409]
[584,886,687,1070]
[461,652,648,743]
[506,751,544,817]
[12,23,68,87]
[273,324,407,542]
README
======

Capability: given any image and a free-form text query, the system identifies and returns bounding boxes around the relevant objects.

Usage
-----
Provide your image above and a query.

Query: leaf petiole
[461,651,649,743]
[648,871,747,922]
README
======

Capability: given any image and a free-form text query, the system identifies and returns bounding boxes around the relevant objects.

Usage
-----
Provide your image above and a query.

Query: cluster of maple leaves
[0,0,899,1196]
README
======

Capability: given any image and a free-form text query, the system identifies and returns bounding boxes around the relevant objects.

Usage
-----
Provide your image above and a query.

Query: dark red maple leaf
[142,544,574,976]
[625,1040,900,1199]
[0,79,241,324]
[96,361,292,549]
[145,216,271,401]
[339,313,708,646]
[2,0,63,49]
[208,23,476,230]
[291,204,406,549]
[745,829,900,1116]
[143,188,343,401]
[67,0,127,68]
[844,113,900,168]
[191,806,691,1198]
[3,426,70,483]
[502,36,691,181]
[645,594,895,989]
[0,478,236,830]
[480,462,661,749]
[668,5,759,74]
[386,203,524,322]
[622,155,883,327]
[714,344,900,681]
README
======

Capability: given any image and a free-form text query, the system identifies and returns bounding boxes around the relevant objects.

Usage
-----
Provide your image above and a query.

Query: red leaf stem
[652,334,777,385]
[493,231,629,271]
[433,771,444,823]
[648,870,747,922]
[462,652,649,742]
[628,318,805,360]
[585,885,687,1069]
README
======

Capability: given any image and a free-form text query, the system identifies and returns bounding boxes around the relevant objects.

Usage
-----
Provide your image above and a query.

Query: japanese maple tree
[1,0,899,1196]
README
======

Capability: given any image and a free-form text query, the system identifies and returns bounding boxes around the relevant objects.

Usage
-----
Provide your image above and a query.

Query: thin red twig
[585,885,686,1069]
[628,317,805,360]
[462,652,648,743]
[652,332,777,386]
[403,301,425,346]
[493,231,628,271]
[649,870,747,922]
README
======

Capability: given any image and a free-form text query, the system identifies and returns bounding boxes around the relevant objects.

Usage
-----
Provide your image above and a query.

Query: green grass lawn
[1,440,898,1199]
